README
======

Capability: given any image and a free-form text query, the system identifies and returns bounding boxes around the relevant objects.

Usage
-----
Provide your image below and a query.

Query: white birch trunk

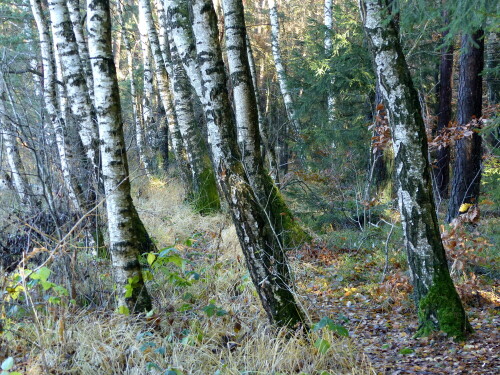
[87,0,153,312]
[138,0,194,189]
[66,0,94,102]
[324,0,335,123]
[30,0,82,210]
[0,81,37,207]
[267,0,300,132]
[48,0,99,174]
[359,0,471,339]
[165,0,223,164]
[191,0,305,327]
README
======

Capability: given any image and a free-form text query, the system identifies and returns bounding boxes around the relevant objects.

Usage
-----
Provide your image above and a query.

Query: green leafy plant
[1,357,22,375]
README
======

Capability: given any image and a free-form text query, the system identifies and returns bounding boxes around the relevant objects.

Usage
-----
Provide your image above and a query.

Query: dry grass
[2,176,375,375]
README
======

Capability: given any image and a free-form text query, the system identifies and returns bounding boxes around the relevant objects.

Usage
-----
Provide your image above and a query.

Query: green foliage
[312,317,349,337]
[1,357,22,375]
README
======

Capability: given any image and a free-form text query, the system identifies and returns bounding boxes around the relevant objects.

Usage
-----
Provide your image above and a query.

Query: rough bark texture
[359,0,471,340]
[191,0,305,328]
[222,0,308,248]
[66,0,94,101]
[166,21,220,212]
[446,31,484,223]
[434,23,454,200]
[30,0,83,210]
[138,0,194,190]
[48,0,100,176]
[166,0,223,165]
[87,0,153,313]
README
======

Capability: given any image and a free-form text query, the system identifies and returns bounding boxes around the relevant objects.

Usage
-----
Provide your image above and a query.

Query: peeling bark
[87,0,153,312]
[359,0,471,339]
[192,0,305,328]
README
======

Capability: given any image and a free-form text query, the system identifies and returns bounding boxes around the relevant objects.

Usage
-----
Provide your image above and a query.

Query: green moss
[264,174,311,249]
[192,166,221,214]
[416,272,472,341]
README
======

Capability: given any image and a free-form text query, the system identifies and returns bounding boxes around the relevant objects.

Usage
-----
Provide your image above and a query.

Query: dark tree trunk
[447,30,484,222]
[359,0,471,340]
[434,20,454,200]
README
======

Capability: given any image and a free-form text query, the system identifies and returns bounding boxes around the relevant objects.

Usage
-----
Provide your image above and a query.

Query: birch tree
[359,0,471,339]
[29,0,83,211]
[222,0,308,248]
[324,0,335,124]
[48,0,100,177]
[87,0,153,312]
[138,0,194,191]
[191,0,305,327]
[0,79,37,208]
[268,0,300,133]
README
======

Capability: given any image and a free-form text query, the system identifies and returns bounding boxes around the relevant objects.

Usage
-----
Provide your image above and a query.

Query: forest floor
[1,176,499,374]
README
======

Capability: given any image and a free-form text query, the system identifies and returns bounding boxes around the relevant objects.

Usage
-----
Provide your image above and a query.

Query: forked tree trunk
[191,0,305,328]
[359,0,471,340]
[434,13,453,200]
[87,0,153,313]
[446,31,484,222]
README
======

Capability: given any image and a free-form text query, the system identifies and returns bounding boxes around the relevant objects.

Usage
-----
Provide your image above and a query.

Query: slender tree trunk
[245,33,278,178]
[165,0,223,165]
[87,0,153,313]
[434,14,453,200]
[359,0,471,340]
[30,0,83,211]
[138,0,194,190]
[192,0,305,328]
[47,0,100,180]
[268,0,300,133]
[447,31,484,222]
[222,0,308,247]
[167,23,220,212]
[324,0,335,124]
[66,0,94,101]
[0,81,38,208]
[486,30,499,144]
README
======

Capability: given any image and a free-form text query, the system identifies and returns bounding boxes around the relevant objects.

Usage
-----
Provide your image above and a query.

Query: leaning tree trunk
[136,2,156,177]
[222,0,308,248]
[446,31,484,222]
[359,0,471,340]
[191,0,305,328]
[87,0,153,313]
[434,13,454,200]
